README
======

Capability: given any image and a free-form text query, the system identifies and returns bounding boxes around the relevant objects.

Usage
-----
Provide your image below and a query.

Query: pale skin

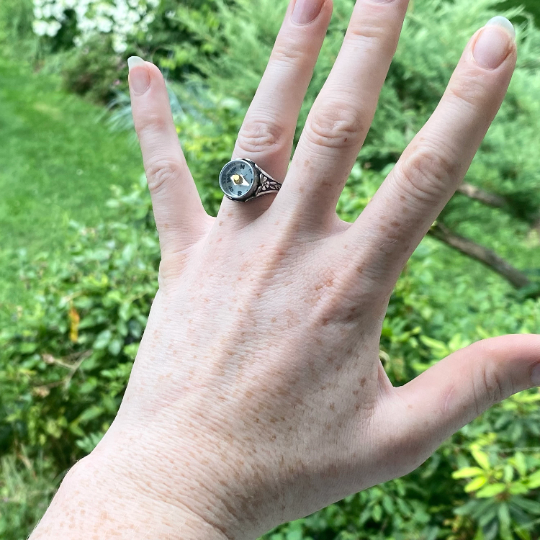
[30,0,540,539]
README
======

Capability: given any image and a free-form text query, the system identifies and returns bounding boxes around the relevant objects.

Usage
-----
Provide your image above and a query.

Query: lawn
[0,56,143,312]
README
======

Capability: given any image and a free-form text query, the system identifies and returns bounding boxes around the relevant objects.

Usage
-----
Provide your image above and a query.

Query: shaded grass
[0,55,143,312]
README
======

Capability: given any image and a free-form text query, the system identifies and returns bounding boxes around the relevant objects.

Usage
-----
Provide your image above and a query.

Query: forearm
[29,453,228,540]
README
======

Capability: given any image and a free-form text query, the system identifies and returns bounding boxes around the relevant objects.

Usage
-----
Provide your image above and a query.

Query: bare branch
[456,183,507,208]
[428,222,530,289]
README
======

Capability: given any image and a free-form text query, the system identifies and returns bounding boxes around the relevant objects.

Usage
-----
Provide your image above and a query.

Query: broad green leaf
[476,483,506,498]
[515,452,527,476]
[77,405,104,424]
[419,335,449,356]
[93,329,112,349]
[478,506,498,529]
[512,497,540,515]
[503,465,514,483]
[472,450,491,471]
[508,483,530,495]
[382,495,394,514]
[108,338,123,356]
[497,502,511,527]
[527,470,540,489]
[453,467,485,479]
[514,526,532,540]
[465,476,488,493]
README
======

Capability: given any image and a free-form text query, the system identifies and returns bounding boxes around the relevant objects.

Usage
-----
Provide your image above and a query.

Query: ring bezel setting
[219,159,259,201]
[219,158,282,203]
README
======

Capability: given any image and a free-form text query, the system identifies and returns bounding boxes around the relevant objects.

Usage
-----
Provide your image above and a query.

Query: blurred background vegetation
[0,0,540,538]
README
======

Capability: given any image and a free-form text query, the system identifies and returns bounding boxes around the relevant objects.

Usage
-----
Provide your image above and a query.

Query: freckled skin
[32,226,392,540]
[32,194,537,540]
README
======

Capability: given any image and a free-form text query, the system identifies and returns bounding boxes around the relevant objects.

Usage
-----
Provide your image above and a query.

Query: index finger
[128,58,209,254]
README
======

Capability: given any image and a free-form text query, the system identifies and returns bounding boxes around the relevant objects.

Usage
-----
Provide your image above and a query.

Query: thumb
[381,335,540,472]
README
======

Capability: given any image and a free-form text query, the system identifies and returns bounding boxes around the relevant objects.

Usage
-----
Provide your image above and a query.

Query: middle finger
[219,0,333,222]
[279,0,410,223]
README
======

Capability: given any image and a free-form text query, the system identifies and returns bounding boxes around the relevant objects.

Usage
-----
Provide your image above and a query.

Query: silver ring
[219,158,282,202]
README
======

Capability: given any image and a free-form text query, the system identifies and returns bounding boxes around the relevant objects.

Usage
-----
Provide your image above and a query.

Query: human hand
[31,1,540,539]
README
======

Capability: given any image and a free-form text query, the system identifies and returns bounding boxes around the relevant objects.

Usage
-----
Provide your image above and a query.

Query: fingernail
[473,17,515,70]
[128,56,150,94]
[531,364,540,386]
[292,0,325,25]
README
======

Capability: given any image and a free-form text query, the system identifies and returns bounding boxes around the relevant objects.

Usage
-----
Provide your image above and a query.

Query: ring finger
[279,0,410,224]
[219,0,332,221]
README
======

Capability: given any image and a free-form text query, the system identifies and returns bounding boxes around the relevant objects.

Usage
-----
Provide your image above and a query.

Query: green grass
[0,55,143,312]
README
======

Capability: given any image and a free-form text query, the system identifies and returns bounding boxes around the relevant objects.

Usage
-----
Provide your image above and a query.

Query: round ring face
[219,160,256,200]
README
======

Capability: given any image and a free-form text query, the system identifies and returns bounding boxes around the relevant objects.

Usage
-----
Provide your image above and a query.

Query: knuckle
[446,74,487,111]
[158,255,186,287]
[135,111,170,139]
[236,117,288,156]
[308,263,384,328]
[270,40,305,68]
[394,144,459,204]
[475,362,509,410]
[470,340,514,407]
[144,158,184,195]
[306,103,366,149]
[346,20,388,52]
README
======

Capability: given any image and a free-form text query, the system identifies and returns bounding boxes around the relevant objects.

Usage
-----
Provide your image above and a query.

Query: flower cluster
[32,0,160,53]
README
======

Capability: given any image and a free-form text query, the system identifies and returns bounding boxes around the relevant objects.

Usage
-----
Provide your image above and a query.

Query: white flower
[75,6,89,20]
[126,9,140,25]
[32,19,50,36]
[95,15,113,33]
[78,17,95,33]
[50,4,67,21]
[112,35,128,53]
[33,0,159,47]
[41,4,53,17]
[143,12,154,25]
[45,20,62,36]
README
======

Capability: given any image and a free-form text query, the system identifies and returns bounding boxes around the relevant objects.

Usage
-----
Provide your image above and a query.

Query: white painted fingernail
[292,0,325,25]
[473,17,515,70]
[128,56,146,71]
[128,56,150,95]
[486,16,516,40]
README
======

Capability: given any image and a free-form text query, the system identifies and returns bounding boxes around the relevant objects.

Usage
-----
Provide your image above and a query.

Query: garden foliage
[31,0,159,52]
[1,0,540,539]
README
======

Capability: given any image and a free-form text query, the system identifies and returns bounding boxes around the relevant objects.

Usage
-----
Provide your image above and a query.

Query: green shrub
[59,34,127,103]
[0,0,38,58]
[0,178,159,471]
[2,0,540,538]
[30,0,236,103]
[0,452,58,540]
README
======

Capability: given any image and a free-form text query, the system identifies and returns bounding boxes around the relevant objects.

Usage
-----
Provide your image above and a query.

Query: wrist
[29,448,236,540]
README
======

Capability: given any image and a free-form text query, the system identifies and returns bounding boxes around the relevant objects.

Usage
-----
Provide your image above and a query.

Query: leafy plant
[0,452,58,540]
[31,0,159,52]
[452,439,540,539]
[0,177,159,470]
[1,0,540,539]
